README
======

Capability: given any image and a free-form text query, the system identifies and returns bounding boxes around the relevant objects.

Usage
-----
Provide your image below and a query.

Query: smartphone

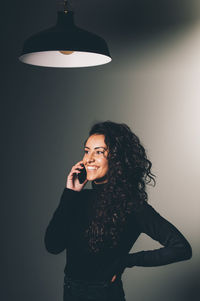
[78,165,87,184]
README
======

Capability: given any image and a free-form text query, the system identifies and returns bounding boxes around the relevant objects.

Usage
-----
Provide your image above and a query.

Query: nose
[87,152,95,164]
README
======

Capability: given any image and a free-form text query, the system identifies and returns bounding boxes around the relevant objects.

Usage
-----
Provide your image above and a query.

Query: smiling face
[83,134,109,184]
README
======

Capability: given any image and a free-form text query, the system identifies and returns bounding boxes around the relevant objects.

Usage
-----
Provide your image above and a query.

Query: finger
[111,275,117,283]
[83,178,88,185]
[74,161,84,168]
[71,163,85,172]
[71,166,82,173]
[67,169,80,181]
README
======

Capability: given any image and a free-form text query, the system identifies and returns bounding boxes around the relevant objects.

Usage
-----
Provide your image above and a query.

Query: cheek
[102,160,109,172]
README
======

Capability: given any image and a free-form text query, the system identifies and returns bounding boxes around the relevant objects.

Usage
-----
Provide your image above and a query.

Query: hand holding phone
[66,161,87,191]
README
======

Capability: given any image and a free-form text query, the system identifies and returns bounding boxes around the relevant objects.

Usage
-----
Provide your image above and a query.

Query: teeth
[87,166,98,170]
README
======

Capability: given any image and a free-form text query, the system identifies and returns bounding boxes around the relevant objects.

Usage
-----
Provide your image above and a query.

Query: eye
[96,150,104,155]
[84,149,89,154]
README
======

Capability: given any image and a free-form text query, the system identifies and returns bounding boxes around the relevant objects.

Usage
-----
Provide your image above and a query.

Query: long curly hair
[84,121,156,253]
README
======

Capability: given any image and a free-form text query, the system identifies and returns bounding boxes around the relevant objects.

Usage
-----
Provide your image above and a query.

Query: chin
[87,176,97,181]
[87,176,103,182]
[87,173,107,183]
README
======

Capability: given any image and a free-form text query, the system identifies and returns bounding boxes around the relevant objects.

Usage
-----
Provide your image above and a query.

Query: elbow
[44,234,65,255]
[44,241,65,254]
[45,246,62,255]
[183,243,192,260]
[172,239,192,263]
[177,241,192,261]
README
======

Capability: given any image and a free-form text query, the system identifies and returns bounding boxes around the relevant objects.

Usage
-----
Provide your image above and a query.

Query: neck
[92,181,107,190]
[93,175,108,184]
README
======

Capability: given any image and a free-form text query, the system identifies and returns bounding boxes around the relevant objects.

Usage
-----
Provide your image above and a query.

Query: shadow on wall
[74,0,200,40]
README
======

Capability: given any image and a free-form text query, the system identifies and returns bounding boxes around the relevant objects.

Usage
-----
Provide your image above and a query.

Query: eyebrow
[84,146,107,150]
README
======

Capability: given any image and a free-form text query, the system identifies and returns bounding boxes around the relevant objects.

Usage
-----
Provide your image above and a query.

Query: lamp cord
[56,0,73,13]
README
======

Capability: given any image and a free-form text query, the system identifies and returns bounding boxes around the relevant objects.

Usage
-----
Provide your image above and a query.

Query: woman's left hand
[110,255,127,282]
[111,275,117,282]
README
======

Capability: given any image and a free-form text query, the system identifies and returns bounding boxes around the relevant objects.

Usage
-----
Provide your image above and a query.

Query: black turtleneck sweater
[44,184,192,281]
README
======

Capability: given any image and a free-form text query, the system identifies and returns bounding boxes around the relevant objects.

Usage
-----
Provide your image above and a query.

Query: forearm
[126,242,192,267]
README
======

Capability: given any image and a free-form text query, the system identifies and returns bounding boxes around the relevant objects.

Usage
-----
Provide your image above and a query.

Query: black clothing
[64,275,126,301]
[44,185,192,283]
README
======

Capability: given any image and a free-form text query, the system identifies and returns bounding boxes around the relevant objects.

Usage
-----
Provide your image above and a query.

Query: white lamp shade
[19,51,112,68]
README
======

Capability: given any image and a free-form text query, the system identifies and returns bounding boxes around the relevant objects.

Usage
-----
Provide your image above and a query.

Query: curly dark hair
[84,121,156,253]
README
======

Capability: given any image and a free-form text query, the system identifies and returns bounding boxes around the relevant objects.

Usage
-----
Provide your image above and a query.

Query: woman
[45,121,192,301]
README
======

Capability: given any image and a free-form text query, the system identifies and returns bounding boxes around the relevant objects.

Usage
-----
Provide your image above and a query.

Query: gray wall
[2,1,200,300]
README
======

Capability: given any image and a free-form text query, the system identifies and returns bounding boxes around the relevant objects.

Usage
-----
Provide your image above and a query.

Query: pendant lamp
[19,1,112,68]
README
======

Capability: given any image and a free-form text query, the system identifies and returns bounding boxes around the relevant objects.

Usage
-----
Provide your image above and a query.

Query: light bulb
[59,50,74,55]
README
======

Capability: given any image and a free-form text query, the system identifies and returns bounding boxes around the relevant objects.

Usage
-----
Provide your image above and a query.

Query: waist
[64,275,122,287]
[64,275,123,300]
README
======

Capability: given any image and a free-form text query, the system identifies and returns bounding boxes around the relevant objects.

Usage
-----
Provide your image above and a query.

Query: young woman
[45,121,192,301]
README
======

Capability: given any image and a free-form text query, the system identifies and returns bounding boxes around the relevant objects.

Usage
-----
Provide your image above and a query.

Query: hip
[63,275,126,301]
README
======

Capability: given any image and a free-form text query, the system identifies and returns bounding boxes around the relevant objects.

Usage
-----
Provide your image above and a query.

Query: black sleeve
[44,188,79,254]
[126,203,192,267]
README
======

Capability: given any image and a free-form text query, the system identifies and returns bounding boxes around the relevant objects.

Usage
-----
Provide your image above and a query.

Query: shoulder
[61,188,95,213]
[132,202,157,217]
[131,202,165,229]
[60,188,94,204]
[62,187,93,196]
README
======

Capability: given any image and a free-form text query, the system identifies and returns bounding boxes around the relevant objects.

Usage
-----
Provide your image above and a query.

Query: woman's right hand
[66,161,88,191]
